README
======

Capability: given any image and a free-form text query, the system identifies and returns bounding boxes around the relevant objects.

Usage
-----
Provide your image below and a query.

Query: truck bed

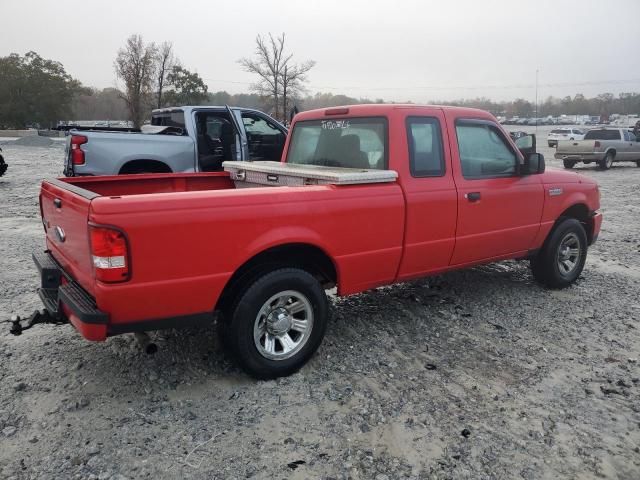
[55,172,235,197]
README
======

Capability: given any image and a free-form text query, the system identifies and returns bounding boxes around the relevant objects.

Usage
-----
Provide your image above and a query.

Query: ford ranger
[63,105,287,176]
[33,105,602,378]
[555,128,640,169]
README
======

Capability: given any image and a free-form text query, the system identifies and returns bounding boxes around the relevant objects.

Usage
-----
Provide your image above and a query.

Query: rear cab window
[287,117,387,170]
[150,110,186,134]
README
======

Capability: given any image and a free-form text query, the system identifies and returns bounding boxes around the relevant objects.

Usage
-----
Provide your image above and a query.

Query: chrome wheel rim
[253,290,313,360]
[556,232,581,276]
[606,155,613,168]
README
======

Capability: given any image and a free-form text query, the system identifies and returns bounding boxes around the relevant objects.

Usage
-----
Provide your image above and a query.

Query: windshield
[584,129,621,140]
[287,117,387,169]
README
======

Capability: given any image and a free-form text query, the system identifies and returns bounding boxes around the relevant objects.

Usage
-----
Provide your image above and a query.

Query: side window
[455,122,517,178]
[241,113,286,161]
[406,117,445,177]
[629,131,637,142]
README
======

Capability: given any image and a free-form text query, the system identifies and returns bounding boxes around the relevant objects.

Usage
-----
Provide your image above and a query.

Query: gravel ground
[0,130,639,480]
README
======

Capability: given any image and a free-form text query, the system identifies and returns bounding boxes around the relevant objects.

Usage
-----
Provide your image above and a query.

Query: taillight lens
[594,141,601,148]
[71,135,88,165]
[89,225,130,282]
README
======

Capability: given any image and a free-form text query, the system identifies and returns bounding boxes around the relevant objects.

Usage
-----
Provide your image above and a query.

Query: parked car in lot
[547,128,585,147]
[33,104,602,378]
[63,106,288,176]
[555,128,640,169]
[509,130,528,141]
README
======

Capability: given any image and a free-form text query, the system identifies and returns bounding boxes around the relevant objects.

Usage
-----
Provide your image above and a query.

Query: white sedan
[547,128,585,147]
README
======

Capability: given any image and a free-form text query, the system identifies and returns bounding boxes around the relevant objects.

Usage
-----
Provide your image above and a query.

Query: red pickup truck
[34,105,602,378]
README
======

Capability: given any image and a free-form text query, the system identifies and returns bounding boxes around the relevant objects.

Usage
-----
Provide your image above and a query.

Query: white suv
[547,128,585,147]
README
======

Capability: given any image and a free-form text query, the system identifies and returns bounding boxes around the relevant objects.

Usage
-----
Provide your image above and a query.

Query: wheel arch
[119,159,173,174]
[215,243,338,313]
[557,203,594,244]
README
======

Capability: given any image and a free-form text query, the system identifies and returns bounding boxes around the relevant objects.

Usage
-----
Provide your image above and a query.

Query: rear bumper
[33,251,109,341]
[554,152,604,162]
[33,250,213,340]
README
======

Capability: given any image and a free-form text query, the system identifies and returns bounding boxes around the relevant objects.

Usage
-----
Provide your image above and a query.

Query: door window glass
[455,122,517,178]
[406,117,444,177]
[242,113,286,161]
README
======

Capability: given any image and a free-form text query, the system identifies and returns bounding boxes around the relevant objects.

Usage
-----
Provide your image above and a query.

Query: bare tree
[114,34,157,128]
[239,33,314,121]
[281,60,314,121]
[155,42,178,109]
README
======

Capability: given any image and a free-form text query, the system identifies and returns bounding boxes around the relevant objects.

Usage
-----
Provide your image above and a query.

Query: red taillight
[71,135,88,165]
[594,141,601,148]
[89,225,130,282]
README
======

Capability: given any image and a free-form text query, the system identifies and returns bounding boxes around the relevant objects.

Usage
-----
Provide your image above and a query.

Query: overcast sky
[2,0,639,102]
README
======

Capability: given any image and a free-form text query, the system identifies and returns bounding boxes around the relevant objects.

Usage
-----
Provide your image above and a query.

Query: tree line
[429,93,640,119]
[1,35,639,129]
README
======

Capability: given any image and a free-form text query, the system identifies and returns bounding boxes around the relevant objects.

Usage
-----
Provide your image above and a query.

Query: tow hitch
[6,309,67,336]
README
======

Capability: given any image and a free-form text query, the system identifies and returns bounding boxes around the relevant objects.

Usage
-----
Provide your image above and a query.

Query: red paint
[39,105,602,341]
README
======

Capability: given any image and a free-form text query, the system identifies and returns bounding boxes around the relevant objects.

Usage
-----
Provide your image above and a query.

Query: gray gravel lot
[0,129,639,479]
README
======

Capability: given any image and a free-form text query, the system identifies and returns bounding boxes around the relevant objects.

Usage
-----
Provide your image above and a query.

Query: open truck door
[225,105,248,161]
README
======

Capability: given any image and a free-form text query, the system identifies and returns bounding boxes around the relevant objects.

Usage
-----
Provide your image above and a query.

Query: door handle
[53,198,62,208]
[465,192,481,202]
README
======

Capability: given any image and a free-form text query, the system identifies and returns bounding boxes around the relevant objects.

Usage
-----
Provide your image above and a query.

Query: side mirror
[524,153,545,174]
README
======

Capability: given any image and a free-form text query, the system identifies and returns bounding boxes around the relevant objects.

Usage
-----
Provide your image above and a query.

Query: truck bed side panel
[72,131,195,176]
[88,183,405,325]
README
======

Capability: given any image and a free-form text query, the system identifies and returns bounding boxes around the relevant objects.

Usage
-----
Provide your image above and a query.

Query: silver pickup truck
[555,128,640,170]
[64,106,287,176]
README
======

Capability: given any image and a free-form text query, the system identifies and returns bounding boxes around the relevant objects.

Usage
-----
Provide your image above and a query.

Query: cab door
[448,117,544,265]
[396,111,458,280]
[226,105,247,160]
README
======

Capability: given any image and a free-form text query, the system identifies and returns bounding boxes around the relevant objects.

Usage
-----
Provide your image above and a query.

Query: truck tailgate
[557,140,596,154]
[40,179,96,295]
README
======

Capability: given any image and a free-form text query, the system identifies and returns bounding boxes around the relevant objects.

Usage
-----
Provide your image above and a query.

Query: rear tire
[222,268,328,379]
[563,159,576,169]
[530,218,587,289]
[598,152,614,170]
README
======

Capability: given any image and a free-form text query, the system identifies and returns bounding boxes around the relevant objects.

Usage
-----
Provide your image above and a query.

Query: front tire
[223,268,328,379]
[530,218,587,289]
[563,159,576,169]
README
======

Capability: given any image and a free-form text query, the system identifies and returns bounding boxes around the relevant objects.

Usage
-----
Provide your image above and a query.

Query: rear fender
[244,227,335,265]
